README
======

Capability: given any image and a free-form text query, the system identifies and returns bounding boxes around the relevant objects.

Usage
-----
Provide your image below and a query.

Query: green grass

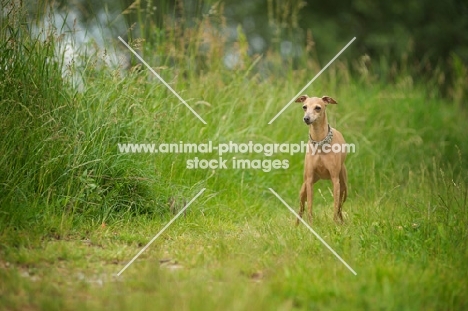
[1,3,468,310]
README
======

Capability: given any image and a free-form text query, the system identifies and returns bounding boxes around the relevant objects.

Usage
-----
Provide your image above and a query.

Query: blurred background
[26,0,468,103]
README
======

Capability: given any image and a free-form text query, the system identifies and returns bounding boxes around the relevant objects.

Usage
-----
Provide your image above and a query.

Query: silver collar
[309,125,333,147]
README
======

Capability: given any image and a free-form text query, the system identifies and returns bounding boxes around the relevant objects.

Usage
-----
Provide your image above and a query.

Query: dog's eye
[315,106,321,111]
[302,105,307,110]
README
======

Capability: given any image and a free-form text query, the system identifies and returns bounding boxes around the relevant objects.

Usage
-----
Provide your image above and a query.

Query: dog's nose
[303,116,310,123]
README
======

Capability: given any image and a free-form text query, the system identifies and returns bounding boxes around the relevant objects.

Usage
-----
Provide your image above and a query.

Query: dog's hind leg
[332,175,343,224]
[334,166,348,223]
[340,165,348,204]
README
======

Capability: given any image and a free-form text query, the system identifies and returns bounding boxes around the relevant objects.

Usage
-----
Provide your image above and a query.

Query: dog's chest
[308,153,332,179]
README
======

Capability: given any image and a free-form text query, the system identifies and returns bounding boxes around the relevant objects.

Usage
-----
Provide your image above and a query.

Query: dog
[295,95,348,224]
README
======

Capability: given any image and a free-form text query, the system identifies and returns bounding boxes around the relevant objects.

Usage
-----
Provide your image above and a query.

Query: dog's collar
[309,125,333,147]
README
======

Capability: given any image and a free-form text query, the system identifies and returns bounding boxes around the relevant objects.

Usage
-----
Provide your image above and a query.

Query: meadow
[1,3,467,310]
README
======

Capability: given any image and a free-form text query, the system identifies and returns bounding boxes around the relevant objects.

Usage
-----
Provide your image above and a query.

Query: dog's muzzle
[303,116,313,125]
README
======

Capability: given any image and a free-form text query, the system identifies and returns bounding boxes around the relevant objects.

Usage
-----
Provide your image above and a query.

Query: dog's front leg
[306,177,314,223]
[297,183,307,226]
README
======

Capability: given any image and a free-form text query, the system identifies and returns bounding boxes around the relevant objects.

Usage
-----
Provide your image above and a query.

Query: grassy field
[1,4,468,310]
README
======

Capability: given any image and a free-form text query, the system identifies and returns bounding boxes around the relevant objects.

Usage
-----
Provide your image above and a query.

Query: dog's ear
[295,95,308,103]
[322,96,338,105]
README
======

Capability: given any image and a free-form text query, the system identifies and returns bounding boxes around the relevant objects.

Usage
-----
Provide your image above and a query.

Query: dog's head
[295,95,338,125]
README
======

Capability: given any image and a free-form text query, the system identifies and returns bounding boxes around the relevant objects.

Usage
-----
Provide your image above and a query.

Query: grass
[1,2,468,310]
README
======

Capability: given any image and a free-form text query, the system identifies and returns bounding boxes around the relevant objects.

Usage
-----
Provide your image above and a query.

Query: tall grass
[0,2,176,235]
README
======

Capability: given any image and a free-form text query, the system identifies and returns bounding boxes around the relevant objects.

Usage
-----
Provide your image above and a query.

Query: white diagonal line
[268,188,357,275]
[268,37,356,124]
[116,188,206,276]
[117,36,207,125]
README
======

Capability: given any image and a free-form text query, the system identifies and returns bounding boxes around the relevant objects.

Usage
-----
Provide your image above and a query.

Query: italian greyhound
[295,95,348,224]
